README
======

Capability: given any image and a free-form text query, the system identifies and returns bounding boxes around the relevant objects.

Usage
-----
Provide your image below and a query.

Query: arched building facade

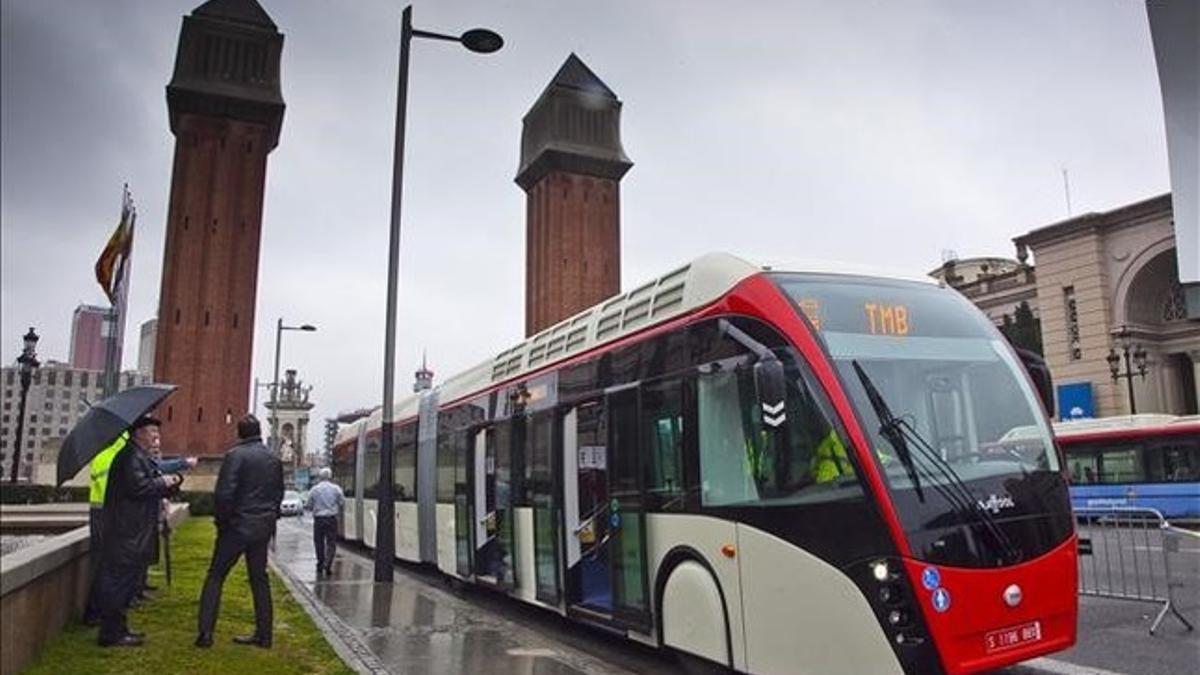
[934,194,1199,418]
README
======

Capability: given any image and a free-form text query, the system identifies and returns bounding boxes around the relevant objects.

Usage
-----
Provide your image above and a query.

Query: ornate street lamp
[10,327,40,483]
[374,5,502,582]
[1107,325,1148,414]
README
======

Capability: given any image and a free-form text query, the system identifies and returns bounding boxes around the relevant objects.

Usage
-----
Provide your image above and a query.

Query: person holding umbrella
[94,415,183,647]
[57,383,179,640]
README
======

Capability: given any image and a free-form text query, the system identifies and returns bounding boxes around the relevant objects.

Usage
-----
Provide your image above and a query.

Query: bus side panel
[1070,483,1200,519]
[396,501,420,562]
[342,497,358,541]
[362,498,378,549]
[514,506,537,604]
[436,502,458,576]
[646,514,746,672]
[738,524,902,675]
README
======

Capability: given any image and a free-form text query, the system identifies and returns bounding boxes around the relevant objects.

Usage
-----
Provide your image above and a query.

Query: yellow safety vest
[811,430,854,483]
[89,432,129,507]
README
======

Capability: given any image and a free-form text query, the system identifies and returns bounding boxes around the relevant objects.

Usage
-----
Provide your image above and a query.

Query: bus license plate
[984,621,1042,653]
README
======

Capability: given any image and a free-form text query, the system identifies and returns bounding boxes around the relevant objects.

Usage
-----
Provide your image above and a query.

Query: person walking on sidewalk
[95,417,184,647]
[306,467,344,577]
[195,415,283,649]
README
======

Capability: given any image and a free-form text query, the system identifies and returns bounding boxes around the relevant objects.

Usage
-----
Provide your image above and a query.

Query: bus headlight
[872,560,890,581]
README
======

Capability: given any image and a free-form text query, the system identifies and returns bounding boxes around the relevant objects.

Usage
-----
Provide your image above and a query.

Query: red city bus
[333,253,1077,674]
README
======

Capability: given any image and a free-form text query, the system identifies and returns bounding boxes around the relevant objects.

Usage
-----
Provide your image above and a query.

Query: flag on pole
[95,185,136,396]
[95,185,136,304]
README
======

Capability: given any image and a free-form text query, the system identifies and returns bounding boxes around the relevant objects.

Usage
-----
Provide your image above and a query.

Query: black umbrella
[57,383,177,485]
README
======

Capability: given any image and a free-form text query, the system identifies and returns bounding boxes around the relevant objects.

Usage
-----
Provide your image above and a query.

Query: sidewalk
[270,516,645,675]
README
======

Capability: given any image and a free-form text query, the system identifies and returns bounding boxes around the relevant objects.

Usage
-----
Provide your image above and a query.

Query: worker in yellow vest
[83,432,129,625]
[810,429,855,483]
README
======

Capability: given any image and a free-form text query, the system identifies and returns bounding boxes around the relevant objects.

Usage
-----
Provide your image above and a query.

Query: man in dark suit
[195,414,284,648]
[95,417,183,647]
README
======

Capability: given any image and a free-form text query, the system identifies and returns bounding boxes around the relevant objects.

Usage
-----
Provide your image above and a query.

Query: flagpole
[102,185,134,397]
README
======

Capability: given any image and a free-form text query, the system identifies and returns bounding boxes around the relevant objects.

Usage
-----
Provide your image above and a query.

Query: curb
[269,557,392,675]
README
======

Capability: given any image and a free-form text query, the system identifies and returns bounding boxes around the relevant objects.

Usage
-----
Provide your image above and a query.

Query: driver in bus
[811,429,854,483]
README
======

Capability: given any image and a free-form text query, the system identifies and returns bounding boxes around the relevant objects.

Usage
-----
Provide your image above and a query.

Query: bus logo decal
[762,400,786,427]
[932,587,951,613]
[922,567,940,591]
[977,493,1016,514]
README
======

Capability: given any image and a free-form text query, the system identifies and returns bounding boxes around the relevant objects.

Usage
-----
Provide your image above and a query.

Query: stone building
[928,256,1037,326]
[934,194,1199,418]
[0,362,148,483]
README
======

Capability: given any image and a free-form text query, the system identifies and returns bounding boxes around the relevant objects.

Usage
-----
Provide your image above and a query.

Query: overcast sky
[0,0,1171,455]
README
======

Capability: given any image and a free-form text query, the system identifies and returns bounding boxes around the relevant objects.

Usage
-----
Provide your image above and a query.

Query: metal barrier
[1074,506,1195,635]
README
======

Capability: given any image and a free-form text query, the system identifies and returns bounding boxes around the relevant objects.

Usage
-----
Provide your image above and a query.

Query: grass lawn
[26,517,352,675]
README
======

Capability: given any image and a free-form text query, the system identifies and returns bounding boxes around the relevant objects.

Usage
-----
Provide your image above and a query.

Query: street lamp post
[374,5,502,582]
[269,319,316,456]
[10,328,40,483]
[1107,325,1148,414]
[251,377,275,420]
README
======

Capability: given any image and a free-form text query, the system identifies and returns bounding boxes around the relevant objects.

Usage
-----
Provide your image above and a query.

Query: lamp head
[22,327,38,354]
[460,28,503,53]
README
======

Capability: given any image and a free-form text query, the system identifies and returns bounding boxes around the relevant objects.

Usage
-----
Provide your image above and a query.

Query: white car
[280,490,303,517]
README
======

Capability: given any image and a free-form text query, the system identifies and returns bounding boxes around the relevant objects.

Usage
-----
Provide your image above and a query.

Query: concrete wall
[0,525,91,675]
[0,503,189,674]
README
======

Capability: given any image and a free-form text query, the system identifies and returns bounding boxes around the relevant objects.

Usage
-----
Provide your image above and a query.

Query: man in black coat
[196,414,284,648]
[95,416,183,647]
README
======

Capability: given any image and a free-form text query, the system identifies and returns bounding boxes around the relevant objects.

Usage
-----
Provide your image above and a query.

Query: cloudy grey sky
[0,0,1170,454]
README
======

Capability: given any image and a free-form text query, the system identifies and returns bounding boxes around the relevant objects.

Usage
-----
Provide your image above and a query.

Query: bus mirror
[1015,348,1054,418]
[754,356,788,430]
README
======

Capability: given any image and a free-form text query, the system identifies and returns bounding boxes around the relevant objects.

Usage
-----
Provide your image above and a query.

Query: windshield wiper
[889,419,1020,563]
[851,361,1020,564]
[852,361,924,502]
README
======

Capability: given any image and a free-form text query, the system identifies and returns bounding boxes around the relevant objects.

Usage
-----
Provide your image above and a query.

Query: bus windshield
[774,273,1071,567]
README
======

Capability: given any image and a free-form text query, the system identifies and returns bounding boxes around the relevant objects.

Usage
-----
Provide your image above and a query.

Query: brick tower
[517,55,633,336]
[154,0,285,458]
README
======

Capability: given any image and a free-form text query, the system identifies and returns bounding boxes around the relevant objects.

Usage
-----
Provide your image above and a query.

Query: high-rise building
[154,0,285,457]
[69,304,113,371]
[137,318,157,379]
[517,55,632,336]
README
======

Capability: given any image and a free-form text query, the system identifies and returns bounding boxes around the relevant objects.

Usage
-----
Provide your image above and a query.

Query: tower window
[204,310,210,326]
[233,313,239,329]
[183,216,189,231]
[245,141,254,154]
[197,407,203,423]
[167,406,173,422]
[175,308,181,325]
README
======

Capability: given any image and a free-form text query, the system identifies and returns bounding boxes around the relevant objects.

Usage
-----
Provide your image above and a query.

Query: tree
[999,301,1043,356]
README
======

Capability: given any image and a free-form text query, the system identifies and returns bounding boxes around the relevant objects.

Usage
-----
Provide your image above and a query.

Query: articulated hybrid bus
[331,253,1077,675]
[1056,415,1200,520]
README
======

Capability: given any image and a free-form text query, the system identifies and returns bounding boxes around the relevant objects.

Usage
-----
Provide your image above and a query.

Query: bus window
[1154,439,1200,482]
[1067,452,1100,484]
[641,378,684,509]
[697,354,860,507]
[1099,445,1145,484]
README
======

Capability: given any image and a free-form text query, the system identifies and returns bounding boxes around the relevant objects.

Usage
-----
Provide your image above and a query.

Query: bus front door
[563,392,651,631]
[472,426,515,587]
